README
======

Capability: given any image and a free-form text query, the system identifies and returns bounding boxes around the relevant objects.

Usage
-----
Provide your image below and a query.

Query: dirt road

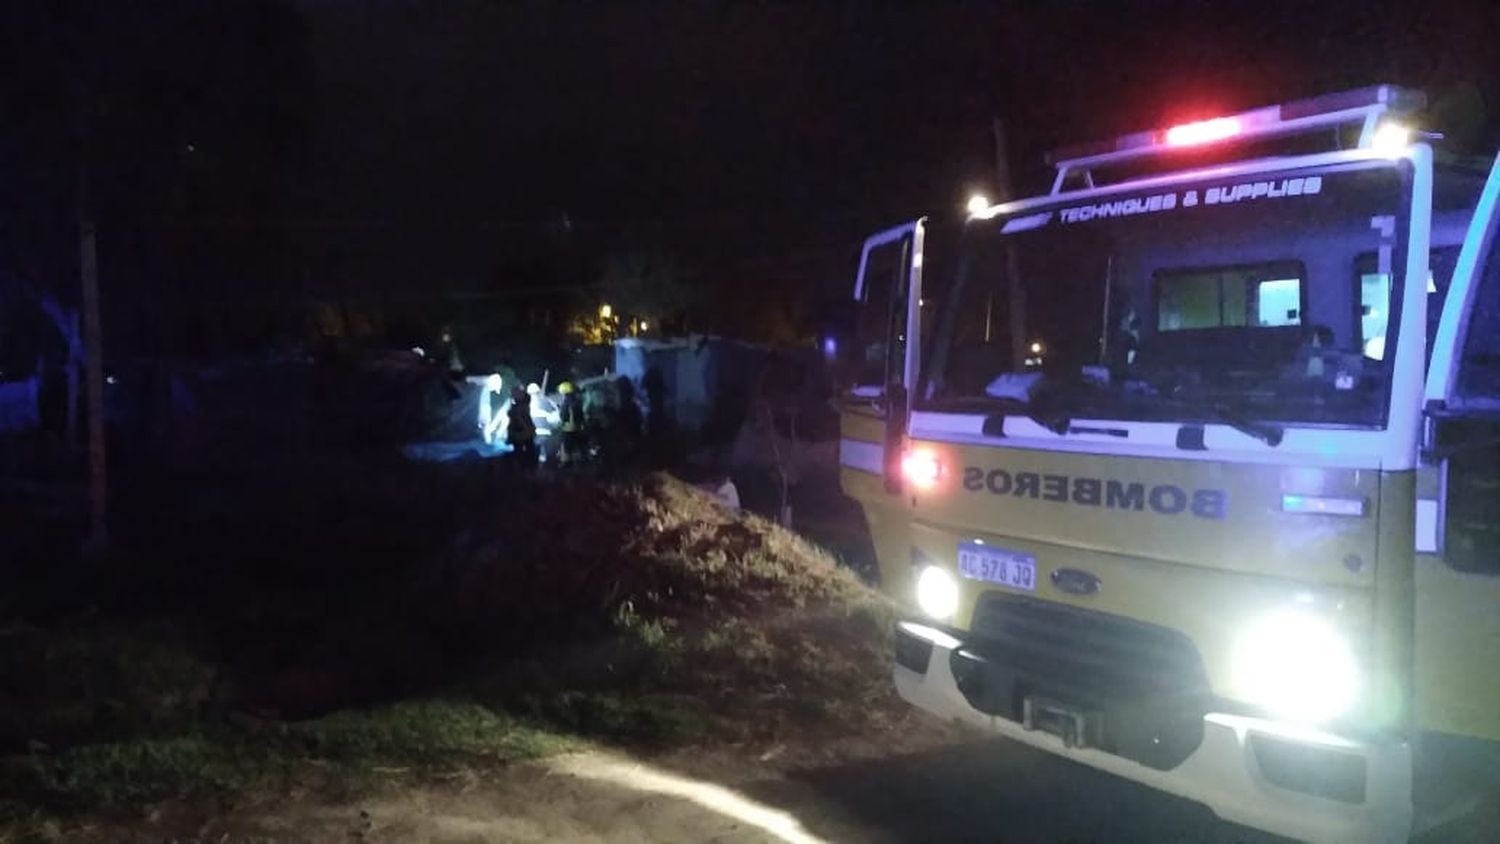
[83,729,1291,843]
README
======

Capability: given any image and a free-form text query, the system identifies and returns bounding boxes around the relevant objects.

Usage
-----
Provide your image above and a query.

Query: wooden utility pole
[77,107,109,554]
[79,216,107,552]
[993,118,1028,371]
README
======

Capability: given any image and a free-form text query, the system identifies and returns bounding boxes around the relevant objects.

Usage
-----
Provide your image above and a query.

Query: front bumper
[895,621,1412,844]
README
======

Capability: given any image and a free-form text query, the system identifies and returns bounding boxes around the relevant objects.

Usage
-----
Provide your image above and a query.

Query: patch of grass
[514,691,709,747]
[289,699,576,765]
[0,621,216,752]
[0,698,576,832]
[0,734,241,814]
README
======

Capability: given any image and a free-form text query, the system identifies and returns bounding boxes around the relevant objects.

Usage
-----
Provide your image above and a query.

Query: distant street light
[599,303,613,320]
[638,319,649,332]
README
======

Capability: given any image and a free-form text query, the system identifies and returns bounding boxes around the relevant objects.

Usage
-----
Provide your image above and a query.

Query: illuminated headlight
[915,565,959,621]
[1231,609,1360,724]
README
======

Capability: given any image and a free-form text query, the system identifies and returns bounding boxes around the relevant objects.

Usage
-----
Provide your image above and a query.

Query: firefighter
[557,381,585,466]
[507,384,538,468]
[583,380,612,467]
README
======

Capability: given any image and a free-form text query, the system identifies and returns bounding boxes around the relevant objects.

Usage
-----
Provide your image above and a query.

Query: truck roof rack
[1045,85,1427,196]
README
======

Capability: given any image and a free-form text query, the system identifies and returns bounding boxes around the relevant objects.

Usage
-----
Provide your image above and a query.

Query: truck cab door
[842,219,926,494]
[1419,152,1500,740]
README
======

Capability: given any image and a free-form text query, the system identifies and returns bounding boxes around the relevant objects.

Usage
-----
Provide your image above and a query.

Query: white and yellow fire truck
[839,86,1499,842]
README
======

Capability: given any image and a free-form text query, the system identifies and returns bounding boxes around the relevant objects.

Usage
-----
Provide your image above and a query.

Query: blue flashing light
[1281,494,1367,517]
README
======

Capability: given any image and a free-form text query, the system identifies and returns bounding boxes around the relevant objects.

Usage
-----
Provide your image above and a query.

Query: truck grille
[968,592,1210,696]
[955,591,1211,770]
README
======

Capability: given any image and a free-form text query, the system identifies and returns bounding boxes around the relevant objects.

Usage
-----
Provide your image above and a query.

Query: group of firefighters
[488,376,643,470]
[431,326,645,469]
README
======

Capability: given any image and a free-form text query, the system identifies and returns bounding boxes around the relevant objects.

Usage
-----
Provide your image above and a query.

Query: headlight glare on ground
[1231,608,1359,724]
[915,565,959,621]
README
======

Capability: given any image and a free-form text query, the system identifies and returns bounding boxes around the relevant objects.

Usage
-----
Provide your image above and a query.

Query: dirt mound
[424,472,900,744]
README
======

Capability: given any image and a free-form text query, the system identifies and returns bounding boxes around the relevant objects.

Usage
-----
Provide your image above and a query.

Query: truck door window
[1454,239,1500,409]
[1358,247,1459,364]
[1440,234,1500,573]
[853,240,907,394]
[1427,247,1460,358]
[1359,270,1391,360]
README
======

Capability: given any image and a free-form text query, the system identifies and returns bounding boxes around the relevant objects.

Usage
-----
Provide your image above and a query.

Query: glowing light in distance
[915,565,959,621]
[1029,341,1043,354]
[599,303,613,319]
[1164,116,1242,147]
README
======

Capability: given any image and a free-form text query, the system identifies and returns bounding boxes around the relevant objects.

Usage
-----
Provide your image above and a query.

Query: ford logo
[1050,568,1101,597]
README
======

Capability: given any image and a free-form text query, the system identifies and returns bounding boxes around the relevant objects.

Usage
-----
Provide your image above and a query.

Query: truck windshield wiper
[1131,372,1284,447]
[926,396,1071,436]
[1179,401,1284,447]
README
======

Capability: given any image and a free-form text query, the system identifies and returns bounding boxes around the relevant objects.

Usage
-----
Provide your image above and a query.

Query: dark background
[2,0,1496,359]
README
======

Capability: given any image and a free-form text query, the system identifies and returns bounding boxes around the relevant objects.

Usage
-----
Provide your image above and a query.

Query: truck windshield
[920,162,1410,428]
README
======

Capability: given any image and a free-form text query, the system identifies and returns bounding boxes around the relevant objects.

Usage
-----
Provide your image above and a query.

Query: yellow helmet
[558,381,575,395]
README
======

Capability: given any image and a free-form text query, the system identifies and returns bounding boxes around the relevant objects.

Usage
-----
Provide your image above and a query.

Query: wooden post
[66,312,80,444]
[79,214,108,553]
[76,101,109,554]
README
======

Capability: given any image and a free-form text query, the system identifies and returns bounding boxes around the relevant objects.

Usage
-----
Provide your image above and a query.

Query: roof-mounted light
[1044,84,1427,195]
[1164,116,1243,147]
[1370,122,1413,157]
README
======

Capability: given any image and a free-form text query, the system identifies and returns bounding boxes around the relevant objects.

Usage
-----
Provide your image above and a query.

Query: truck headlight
[1231,609,1359,724]
[915,565,959,621]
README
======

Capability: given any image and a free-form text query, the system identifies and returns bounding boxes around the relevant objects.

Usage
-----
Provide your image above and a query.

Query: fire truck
[839,86,1499,842]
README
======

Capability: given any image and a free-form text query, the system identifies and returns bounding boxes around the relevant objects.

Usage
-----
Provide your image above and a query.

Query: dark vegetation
[0,437,896,835]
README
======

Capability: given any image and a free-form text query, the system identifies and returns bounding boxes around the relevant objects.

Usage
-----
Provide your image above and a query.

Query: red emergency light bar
[1043,85,1426,194]
[1164,116,1244,146]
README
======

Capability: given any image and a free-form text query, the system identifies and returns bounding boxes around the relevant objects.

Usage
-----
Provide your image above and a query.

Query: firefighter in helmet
[507,384,538,468]
[557,381,586,466]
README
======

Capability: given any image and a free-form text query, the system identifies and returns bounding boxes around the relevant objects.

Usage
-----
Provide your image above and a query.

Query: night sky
[3,0,1497,351]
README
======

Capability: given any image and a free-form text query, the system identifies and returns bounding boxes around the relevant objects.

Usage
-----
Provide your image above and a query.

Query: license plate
[957,542,1037,591]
